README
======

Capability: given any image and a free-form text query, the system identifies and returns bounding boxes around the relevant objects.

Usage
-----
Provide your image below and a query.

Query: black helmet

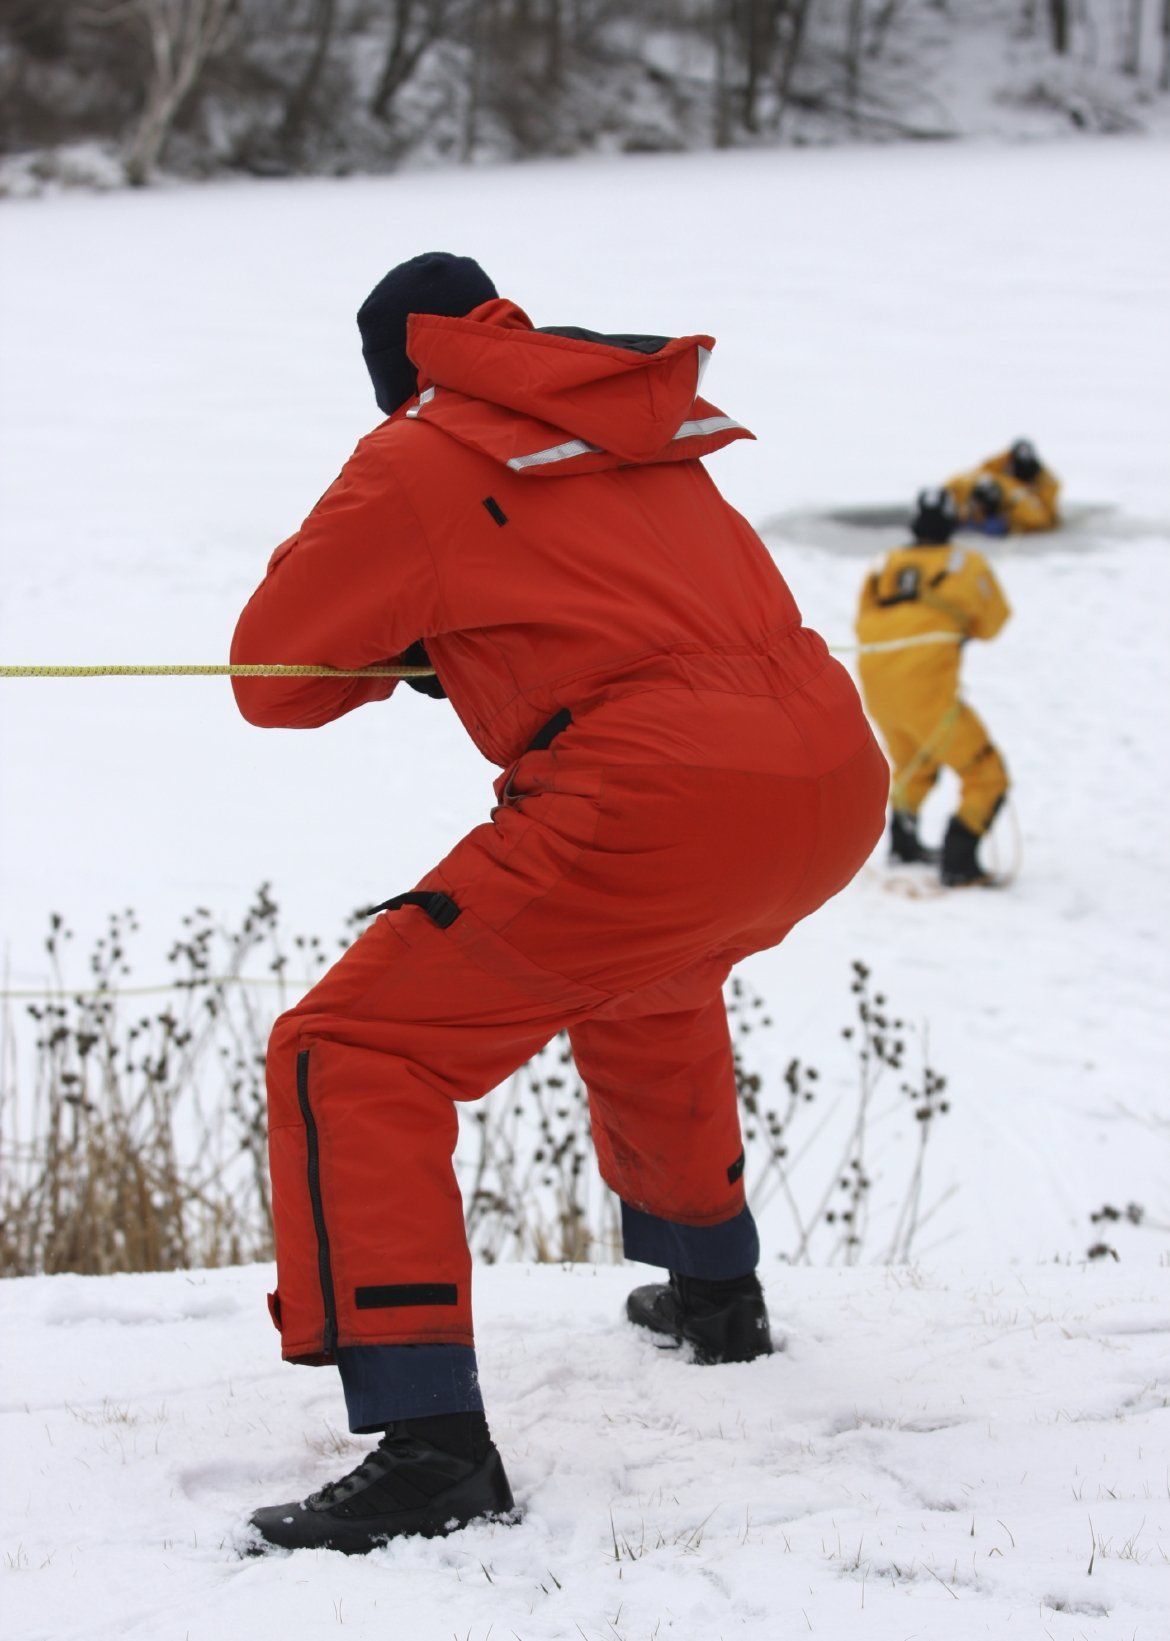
[910,486,957,545]
[1009,438,1041,482]
[971,475,1004,517]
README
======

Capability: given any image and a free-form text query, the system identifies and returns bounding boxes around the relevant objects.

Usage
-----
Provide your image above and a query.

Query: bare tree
[774,0,815,136]
[3,0,1166,185]
[712,0,737,148]
[867,0,907,58]
[106,0,239,185]
[542,0,564,89]
[370,0,450,121]
[279,0,336,152]
[461,0,488,160]
[1122,0,1145,73]
[1048,0,1070,53]
[844,0,866,123]
[743,0,784,133]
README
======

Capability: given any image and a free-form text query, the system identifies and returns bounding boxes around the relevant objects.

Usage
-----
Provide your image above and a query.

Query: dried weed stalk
[0,887,332,1276]
[2,899,950,1276]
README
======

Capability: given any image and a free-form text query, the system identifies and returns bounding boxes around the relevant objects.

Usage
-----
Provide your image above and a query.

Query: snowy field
[4,1262,1169,1641]
[2,138,1169,1636]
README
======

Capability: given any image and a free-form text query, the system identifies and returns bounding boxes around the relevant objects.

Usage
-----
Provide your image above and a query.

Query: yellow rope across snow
[0,663,433,679]
[0,976,295,1001]
[0,635,960,679]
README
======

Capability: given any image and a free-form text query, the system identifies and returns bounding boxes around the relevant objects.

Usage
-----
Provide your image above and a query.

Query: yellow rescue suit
[856,542,1011,833]
[947,450,1061,532]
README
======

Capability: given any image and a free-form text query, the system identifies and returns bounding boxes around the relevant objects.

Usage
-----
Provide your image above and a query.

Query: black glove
[399,639,447,699]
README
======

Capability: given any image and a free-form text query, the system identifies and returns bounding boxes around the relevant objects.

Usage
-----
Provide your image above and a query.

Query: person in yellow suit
[947,438,1060,534]
[856,488,1011,887]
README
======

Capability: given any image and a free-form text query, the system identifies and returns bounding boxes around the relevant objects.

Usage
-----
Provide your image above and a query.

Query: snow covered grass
[3,1261,1168,1640]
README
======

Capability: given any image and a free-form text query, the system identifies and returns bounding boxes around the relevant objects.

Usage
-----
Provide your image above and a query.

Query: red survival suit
[232,299,887,1365]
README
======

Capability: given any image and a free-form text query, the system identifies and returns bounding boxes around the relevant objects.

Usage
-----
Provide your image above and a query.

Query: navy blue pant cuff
[336,1344,483,1433]
[621,1201,760,1279]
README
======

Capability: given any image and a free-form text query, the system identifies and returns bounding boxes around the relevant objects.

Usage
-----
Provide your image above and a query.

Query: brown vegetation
[1,892,951,1277]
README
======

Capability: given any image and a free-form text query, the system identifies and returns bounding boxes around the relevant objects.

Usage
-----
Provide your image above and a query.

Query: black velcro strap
[355,1284,458,1310]
[482,496,508,527]
[360,890,461,928]
[727,1150,745,1185]
[526,707,572,753]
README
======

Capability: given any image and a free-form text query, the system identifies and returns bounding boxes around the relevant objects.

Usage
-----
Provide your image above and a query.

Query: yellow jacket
[856,541,1011,724]
[947,450,1061,532]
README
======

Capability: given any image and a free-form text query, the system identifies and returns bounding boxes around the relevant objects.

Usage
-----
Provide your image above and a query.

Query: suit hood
[402,298,752,475]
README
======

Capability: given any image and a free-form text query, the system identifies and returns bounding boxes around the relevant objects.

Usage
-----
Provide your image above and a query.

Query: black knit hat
[910,486,958,546]
[1009,438,1041,482]
[357,252,498,416]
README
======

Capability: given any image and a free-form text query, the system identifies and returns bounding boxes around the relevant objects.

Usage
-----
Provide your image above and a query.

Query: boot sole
[238,1502,522,1558]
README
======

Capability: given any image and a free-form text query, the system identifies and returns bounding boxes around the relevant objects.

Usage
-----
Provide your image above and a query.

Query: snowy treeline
[2,0,1169,192]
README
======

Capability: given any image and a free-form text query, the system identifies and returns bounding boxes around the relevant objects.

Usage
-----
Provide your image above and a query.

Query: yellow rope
[889,700,962,812]
[843,632,962,658]
[1,975,296,1001]
[0,663,433,679]
[0,635,958,679]
[0,630,971,998]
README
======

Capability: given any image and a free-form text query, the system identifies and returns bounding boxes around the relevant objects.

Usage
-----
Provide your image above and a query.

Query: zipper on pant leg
[295,1048,338,1355]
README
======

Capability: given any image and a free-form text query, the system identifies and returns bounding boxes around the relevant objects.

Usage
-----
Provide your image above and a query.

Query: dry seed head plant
[1,895,952,1277]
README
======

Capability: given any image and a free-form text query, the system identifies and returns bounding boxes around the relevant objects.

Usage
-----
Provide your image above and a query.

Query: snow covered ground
[3,1261,1169,1641]
[1,136,1169,1637]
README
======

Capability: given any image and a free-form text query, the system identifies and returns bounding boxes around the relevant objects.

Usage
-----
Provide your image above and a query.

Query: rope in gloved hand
[0,663,435,679]
[0,632,961,679]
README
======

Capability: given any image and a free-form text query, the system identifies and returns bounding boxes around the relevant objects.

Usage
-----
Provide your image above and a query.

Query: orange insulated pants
[264,663,887,1406]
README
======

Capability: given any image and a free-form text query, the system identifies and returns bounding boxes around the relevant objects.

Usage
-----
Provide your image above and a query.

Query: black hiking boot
[247,1417,515,1554]
[626,1270,774,1364]
[889,810,939,866]
[940,815,995,887]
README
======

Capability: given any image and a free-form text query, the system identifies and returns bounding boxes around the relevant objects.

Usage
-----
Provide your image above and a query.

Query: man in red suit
[234,253,886,1553]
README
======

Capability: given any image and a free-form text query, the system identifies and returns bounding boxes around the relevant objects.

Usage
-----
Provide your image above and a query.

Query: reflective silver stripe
[405,387,436,420]
[696,345,712,394]
[672,414,742,441]
[506,437,601,471]
[947,544,968,573]
[506,406,738,470]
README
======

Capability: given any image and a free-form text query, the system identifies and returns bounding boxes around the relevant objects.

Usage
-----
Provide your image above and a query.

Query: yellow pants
[876,700,1008,835]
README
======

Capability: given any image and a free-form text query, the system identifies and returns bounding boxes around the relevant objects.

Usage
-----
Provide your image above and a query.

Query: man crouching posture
[232,253,887,1553]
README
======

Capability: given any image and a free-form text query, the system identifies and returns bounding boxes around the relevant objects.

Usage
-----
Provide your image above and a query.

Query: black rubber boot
[626,1270,774,1364]
[889,809,939,866]
[247,1417,515,1554]
[940,815,993,887]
